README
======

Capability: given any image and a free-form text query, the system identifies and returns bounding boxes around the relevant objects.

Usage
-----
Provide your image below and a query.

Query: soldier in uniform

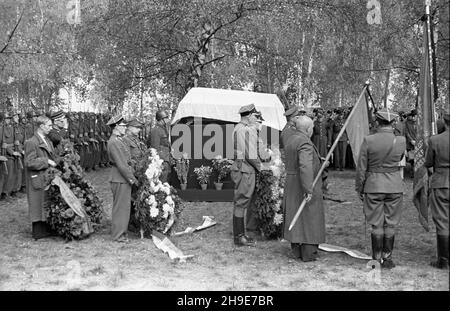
[424,108,449,269]
[150,110,172,183]
[123,119,145,232]
[0,112,8,200]
[355,109,406,269]
[283,115,325,262]
[1,111,21,199]
[47,111,69,153]
[12,112,25,194]
[312,108,330,194]
[404,109,417,171]
[107,114,138,242]
[246,111,271,239]
[331,108,348,171]
[230,103,265,246]
[24,115,57,240]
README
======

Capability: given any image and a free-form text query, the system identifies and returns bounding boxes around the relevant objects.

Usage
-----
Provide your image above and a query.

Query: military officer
[331,108,348,171]
[12,112,25,194]
[355,109,406,269]
[1,111,21,199]
[281,106,302,150]
[312,108,330,194]
[230,103,265,246]
[107,114,138,242]
[246,111,271,239]
[283,115,326,262]
[150,110,172,183]
[0,112,8,200]
[424,108,449,269]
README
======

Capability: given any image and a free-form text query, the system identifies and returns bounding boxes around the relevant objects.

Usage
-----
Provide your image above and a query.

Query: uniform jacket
[280,123,297,150]
[230,120,262,174]
[107,134,136,184]
[24,133,55,222]
[425,129,449,189]
[282,129,325,244]
[150,123,171,162]
[355,127,406,194]
[404,119,416,151]
[312,118,329,157]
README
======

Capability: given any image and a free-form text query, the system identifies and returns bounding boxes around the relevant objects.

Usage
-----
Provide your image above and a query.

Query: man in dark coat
[1,111,20,199]
[331,109,348,171]
[280,106,302,166]
[150,110,172,183]
[424,108,449,269]
[24,115,57,240]
[404,109,417,165]
[107,114,138,242]
[355,109,406,269]
[283,115,325,262]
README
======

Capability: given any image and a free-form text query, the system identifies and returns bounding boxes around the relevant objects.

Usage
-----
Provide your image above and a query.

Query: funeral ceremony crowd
[0,98,448,271]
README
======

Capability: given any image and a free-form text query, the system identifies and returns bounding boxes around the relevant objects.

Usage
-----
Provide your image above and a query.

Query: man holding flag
[355,109,406,269]
[424,107,449,269]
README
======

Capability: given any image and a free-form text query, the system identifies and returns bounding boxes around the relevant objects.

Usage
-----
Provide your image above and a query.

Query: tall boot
[233,216,254,246]
[371,233,383,263]
[430,235,449,269]
[381,235,396,269]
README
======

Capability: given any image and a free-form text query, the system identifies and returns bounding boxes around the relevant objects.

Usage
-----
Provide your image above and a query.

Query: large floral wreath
[254,148,285,239]
[45,139,104,241]
[129,148,183,238]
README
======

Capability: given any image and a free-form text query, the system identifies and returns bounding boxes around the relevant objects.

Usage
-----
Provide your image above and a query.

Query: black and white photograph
[0,0,448,294]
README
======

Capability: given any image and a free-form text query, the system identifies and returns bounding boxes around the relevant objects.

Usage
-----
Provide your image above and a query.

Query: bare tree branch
[1,6,26,54]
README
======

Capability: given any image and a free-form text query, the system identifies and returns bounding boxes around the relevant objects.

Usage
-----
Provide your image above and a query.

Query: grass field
[0,168,448,291]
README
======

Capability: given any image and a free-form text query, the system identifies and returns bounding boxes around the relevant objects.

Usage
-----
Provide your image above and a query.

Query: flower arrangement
[130,148,184,237]
[45,139,104,241]
[174,153,190,184]
[254,148,285,239]
[193,165,213,185]
[211,155,234,183]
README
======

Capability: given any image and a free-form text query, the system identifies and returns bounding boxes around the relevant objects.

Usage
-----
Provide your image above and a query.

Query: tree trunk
[383,58,392,108]
[297,31,306,105]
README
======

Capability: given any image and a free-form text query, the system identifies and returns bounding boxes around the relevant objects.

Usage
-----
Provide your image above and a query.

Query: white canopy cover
[171,87,287,131]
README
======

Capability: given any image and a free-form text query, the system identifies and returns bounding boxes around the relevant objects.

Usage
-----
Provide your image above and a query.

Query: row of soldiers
[0,109,152,201]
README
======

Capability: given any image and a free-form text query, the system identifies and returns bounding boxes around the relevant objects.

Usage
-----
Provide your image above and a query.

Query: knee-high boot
[430,235,449,269]
[371,233,383,263]
[382,235,396,269]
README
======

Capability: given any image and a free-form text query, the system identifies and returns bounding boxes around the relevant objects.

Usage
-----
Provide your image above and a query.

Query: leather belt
[368,167,401,173]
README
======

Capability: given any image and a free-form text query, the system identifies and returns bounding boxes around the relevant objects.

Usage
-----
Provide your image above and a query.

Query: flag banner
[346,89,370,166]
[151,231,195,263]
[413,11,435,232]
[319,243,371,260]
[173,216,217,236]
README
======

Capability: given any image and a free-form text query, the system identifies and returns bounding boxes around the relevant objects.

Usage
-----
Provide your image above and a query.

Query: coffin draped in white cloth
[171,87,287,131]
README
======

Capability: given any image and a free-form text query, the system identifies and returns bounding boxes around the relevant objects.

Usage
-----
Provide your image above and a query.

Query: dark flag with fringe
[413,5,436,232]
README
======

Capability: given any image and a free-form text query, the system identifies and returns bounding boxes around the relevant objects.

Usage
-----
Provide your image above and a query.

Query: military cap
[375,108,398,123]
[50,110,65,120]
[284,106,300,118]
[106,114,125,127]
[238,103,257,116]
[127,118,144,128]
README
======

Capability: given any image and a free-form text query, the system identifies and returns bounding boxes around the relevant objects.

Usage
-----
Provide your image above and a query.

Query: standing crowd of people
[1,99,448,271]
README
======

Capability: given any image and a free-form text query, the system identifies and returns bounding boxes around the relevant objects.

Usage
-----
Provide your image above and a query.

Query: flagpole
[425,0,437,135]
[288,82,369,231]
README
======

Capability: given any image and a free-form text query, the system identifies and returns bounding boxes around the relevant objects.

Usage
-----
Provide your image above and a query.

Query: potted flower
[193,165,213,190]
[174,153,190,190]
[211,155,234,190]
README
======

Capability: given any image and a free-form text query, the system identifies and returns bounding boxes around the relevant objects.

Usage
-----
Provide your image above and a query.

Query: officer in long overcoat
[424,108,449,269]
[283,115,325,262]
[230,103,265,246]
[24,115,57,240]
[355,109,406,269]
[107,114,138,242]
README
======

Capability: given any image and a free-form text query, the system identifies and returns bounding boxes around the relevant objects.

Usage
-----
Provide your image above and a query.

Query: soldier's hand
[48,159,57,167]
[305,193,312,203]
